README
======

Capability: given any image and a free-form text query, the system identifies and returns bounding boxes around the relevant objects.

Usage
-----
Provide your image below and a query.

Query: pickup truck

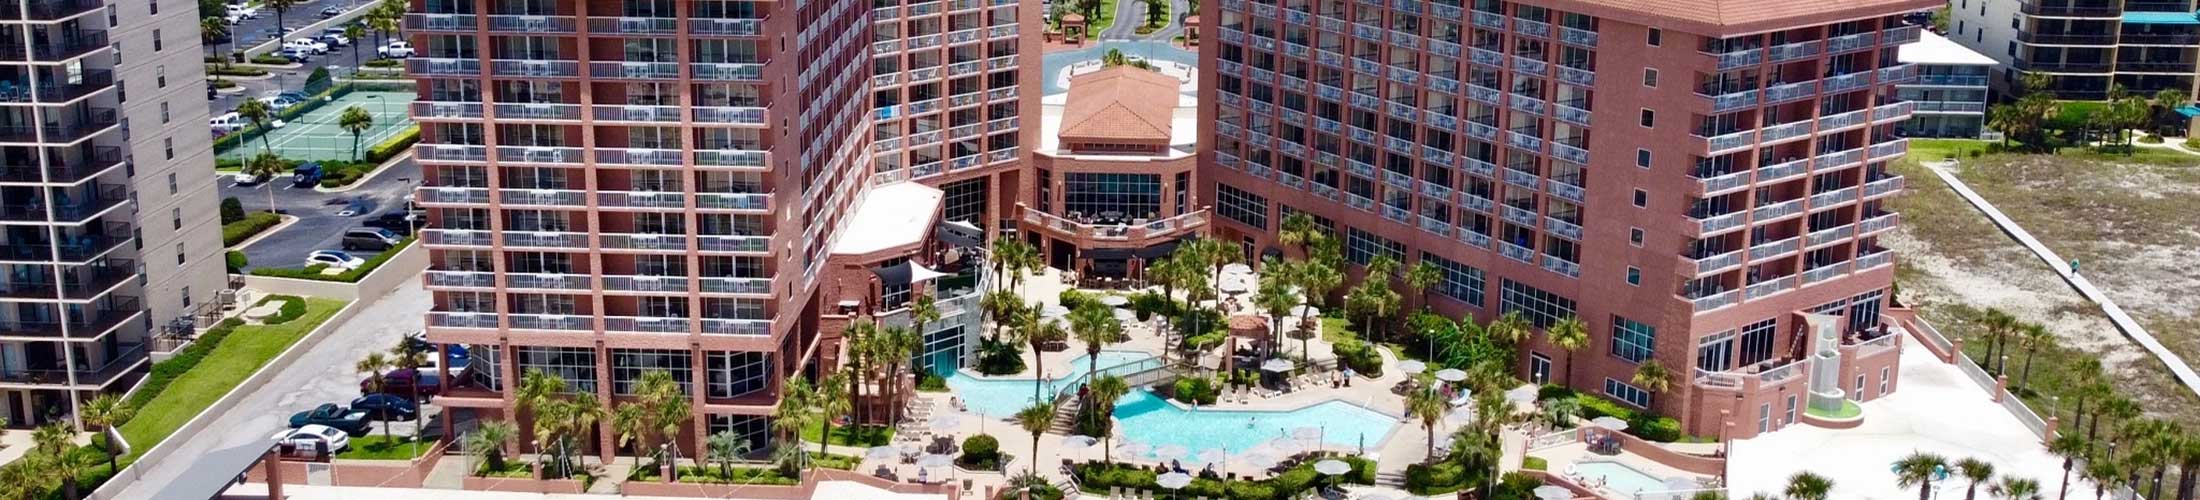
[288,403,371,435]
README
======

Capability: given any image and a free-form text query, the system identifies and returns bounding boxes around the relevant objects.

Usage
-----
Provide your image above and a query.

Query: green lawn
[118,298,348,454]
[1803,400,1863,420]
[1083,0,1120,35]
[338,435,435,460]
[799,424,895,447]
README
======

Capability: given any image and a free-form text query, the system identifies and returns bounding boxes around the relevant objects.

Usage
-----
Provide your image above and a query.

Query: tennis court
[220,90,415,162]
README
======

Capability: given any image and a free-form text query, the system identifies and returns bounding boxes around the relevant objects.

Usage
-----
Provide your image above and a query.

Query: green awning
[2123,11,2200,24]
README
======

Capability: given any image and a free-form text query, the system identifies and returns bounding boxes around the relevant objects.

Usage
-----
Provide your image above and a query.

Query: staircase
[1048,397,1084,434]
[1374,471,1408,488]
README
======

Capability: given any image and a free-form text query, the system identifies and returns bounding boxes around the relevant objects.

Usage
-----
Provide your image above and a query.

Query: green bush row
[208,65,268,77]
[221,212,281,247]
[311,125,420,188]
[1404,461,1467,494]
[1171,375,1218,405]
[249,237,415,283]
[1075,456,1376,500]
[1538,385,1684,442]
[120,295,305,421]
[249,54,292,65]
[1332,338,1385,376]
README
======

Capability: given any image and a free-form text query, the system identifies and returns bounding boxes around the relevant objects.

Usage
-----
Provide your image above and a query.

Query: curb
[313,150,415,194]
[230,214,301,251]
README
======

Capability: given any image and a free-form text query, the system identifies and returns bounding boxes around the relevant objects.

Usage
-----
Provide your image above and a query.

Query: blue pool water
[947,350,1156,418]
[1040,40,1198,94]
[1110,390,1398,456]
[1574,461,1668,495]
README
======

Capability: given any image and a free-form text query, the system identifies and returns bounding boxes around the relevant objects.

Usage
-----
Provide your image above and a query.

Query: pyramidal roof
[1058,66,1179,143]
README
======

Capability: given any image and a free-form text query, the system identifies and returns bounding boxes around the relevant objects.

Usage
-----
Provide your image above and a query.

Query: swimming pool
[1574,460,1669,496]
[947,350,1157,418]
[1109,390,1397,457]
[1040,40,1198,94]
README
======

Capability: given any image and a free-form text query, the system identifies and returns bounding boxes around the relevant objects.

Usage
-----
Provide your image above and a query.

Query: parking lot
[226,156,419,271]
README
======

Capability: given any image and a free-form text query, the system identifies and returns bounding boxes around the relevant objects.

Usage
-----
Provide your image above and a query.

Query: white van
[224,3,257,19]
[209,112,248,133]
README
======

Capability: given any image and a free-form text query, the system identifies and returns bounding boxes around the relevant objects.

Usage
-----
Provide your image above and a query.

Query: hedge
[221,212,281,247]
[1171,375,1218,405]
[208,66,269,77]
[1075,456,1375,500]
[119,294,295,417]
[249,237,415,282]
[1538,385,1684,442]
[1404,461,1467,494]
[226,251,247,272]
[958,434,1001,470]
[314,125,419,188]
[1332,338,1385,376]
[249,54,292,65]
[211,78,239,89]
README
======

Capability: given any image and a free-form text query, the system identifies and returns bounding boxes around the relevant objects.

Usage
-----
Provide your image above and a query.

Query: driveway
[225,156,420,271]
[108,280,435,499]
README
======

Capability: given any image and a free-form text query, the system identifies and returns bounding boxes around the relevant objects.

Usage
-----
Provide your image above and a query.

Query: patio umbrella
[1290,304,1320,317]
[1223,263,1253,275]
[865,446,900,460]
[1434,368,1468,382]
[1236,449,1283,469]
[1313,459,1353,491]
[1265,437,1306,455]
[899,442,923,457]
[1041,303,1071,317]
[1114,308,1140,322]
[1157,472,1195,493]
[1534,485,1574,500]
[918,453,955,468]
[1220,279,1250,294]
[1506,385,1540,404]
[1397,359,1427,375]
[1100,295,1130,306]
[1114,441,1151,459]
[1061,435,1099,456]
[1261,358,1296,372]
[1192,449,1229,468]
[1592,416,1630,431]
[1152,444,1191,462]
[929,415,964,432]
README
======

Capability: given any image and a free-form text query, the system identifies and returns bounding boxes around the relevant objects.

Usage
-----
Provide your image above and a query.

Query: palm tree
[267,0,299,39]
[1292,259,1341,321]
[41,439,90,500]
[981,289,1021,343]
[990,237,1039,293]
[2016,323,2052,391]
[813,369,851,457]
[244,151,287,213]
[387,337,430,439]
[1631,358,1675,403]
[1785,471,1835,500]
[2049,434,2092,500]
[1250,261,1299,355]
[339,105,375,161]
[1013,402,1056,475]
[1067,301,1122,407]
[610,404,648,463]
[1343,255,1401,342]
[1016,306,1067,401]
[31,423,70,458]
[1278,212,1323,255]
[547,392,604,478]
[1979,308,2019,374]
[344,23,366,66]
[1991,477,2043,500]
[1958,457,1997,500]
[2082,455,2123,500]
[1896,452,1950,500]
[1485,310,1532,347]
[1405,374,1447,463]
[1546,316,1588,386]
[369,0,404,49]
[1446,426,1502,494]
[355,352,392,417]
[463,420,517,475]
[202,17,231,67]
[637,370,691,477]
[1086,374,1129,463]
[878,325,920,425]
[705,430,749,479]
[2091,397,2138,441]
[774,375,816,470]
[79,394,132,472]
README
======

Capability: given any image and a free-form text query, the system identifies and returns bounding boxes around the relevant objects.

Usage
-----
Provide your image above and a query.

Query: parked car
[255,28,281,40]
[305,250,366,269]
[377,41,415,58]
[291,162,322,187]
[272,424,350,454]
[363,212,424,235]
[288,403,371,434]
[209,112,248,133]
[404,332,467,370]
[362,369,443,397]
[224,3,258,19]
[255,94,301,112]
[276,47,312,64]
[349,394,418,421]
[318,28,351,47]
[283,38,329,55]
[231,170,269,186]
[341,227,401,251]
[320,5,343,17]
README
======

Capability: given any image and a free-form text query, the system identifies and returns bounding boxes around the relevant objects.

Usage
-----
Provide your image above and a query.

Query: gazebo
[1183,15,1200,46]
[1062,12,1088,45]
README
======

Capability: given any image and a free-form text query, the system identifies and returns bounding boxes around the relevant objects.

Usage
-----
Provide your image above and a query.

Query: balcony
[2019,1,2122,17]
[12,69,115,103]
[1768,40,1822,63]
[601,275,689,293]
[0,30,108,62]
[699,235,770,254]
[0,146,122,184]
[1689,210,1747,236]
[593,105,681,123]
[694,150,770,169]
[588,61,681,80]
[601,233,691,252]
[1864,175,1906,199]
[1809,186,1859,208]
[1758,156,1810,183]
[697,192,772,212]
[589,16,678,35]
[2117,60,2197,72]
[496,146,584,165]
[1706,47,1764,71]
[416,187,488,206]
[605,316,690,334]
[2018,59,2113,73]
[493,103,581,121]
[0,298,141,340]
[1753,198,1805,222]
[596,148,686,167]
[1685,250,1744,275]
[412,101,484,120]
[406,58,483,77]
[1689,289,1740,313]
[1856,250,1895,271]
[489,59,580,78]
[2018,32,2118,45]
[404,13,478,32]
[487,15,576,33]
[1021,208,1210,245]
[0,108,115,144]
[1542,256,1581,278]
[4,223,132,262]
[1858,212,1901,234]
[427,311,499,329]
[1806,224,1854,248]
[1868,139,1910,161]
[694,62,766,81]
[694,106,768,125]
[506,273,591,291]
[592,191,681,210]
[499,188,586,207]
[1700,86,1761,113]
[700,277,772,295]
[59,259,134,300]
[690,18,765,37]
[0,0,101,21]
[1498,240,1535,263]
[1914,101,1989,113]
[0,343,145,388]
[702,318,770,336]
[1745,275,1798,299]
[1803,262,1851,284]
[1700,129,1756,155]
[1749,237,1801,261]
[421,229,493,247]
[508,314,595,332]
[1912,74,1990,86]
[424,270,495,289]
[503,231,590,249]
[1815,148,1865,170]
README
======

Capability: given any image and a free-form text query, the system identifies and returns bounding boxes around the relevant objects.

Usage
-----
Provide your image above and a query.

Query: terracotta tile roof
[1542,0,1936,36]
[1059,66,1179,143]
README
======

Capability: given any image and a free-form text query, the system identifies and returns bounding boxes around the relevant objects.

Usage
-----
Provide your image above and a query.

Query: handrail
[1045,356,1172,410]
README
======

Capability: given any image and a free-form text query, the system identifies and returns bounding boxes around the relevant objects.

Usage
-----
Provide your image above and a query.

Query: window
[1629,227,1644,246]
[1610,316,1656,363]
[163,137,173,159]
[1421,252,1486,307]
[1063,172,1161,218]
[1879,367,1891,396]
[156,65,165,87]
[1853,375,1866,401]
[166,173,177,194]
[1632,189,1648,207]
[106,5,115,25]
[111,44,121,65]
[1499,279,1575,328]
[2006,41,2015,57]
[1345,228,1404,266]
[517,346,600,393]
[706,414,774,452]
[1647,28,1661,46]
[1697,330,1735,372]
[1635,149,1651,168]
[180,286,190,307]
[171,207,182,229]
[1758,403,1771,433]
[1638,109,1654,127]
[116,79,125,102]
[1642,68,1658,87]
[707,351,771,398]
[1215,183,1270,230]
[174,242,186,265]
[1784,395,1799,425]
[1626,266,1640,285]
[1738,318,1778,365]
[610,349,692,395]
[152,29,162,51]
[1957,20,1965,35]
[159,102,169,123]
[1604,378,1651,408]
[148,0,157,15]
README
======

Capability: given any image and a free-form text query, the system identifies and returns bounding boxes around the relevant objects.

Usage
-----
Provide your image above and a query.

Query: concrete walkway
[1923,160,2200,402]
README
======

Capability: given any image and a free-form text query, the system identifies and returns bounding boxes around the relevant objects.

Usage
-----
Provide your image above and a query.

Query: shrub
[1076,458,1374,500]
[1569,393,1685,442]
[209,66,269,76]
[1171,375,1218,405]
[1404,462,1467,494]
[1058,289,1092,311]
[226,251,248,272]
[1332,339,1384,376]
[958,434,1000,470]
[976,339,1026,375]
[249,237,415,282]
[1130,291,1171,321]
[249,53,292,65]
[362,59,402,68]
[211,78,239,89]
[220,197,245,224]
[305,67,330,87]
[1521,456,1547,471]
[363,125,421,164]
[221,212,281,246]
[917,373,948,392]
[2138,134,2165,144]
[2186,137,2200,150]
[122,317,249,420]
[1072,402,1113,437]
[1490,472,1545,500]
[265,296,308,324]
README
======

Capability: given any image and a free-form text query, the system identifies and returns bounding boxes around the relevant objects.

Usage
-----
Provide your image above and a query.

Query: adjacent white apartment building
[1899,31,1997,138]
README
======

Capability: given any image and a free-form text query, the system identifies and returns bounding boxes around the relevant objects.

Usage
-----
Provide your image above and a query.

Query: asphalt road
[224,156,420,271]
[109,281,436,499]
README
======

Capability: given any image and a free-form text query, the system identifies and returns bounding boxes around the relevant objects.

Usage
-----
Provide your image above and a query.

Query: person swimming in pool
[1246,418,1256,429]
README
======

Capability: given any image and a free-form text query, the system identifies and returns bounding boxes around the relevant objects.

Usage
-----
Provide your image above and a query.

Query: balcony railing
[694,106,767,125]
[1691,211,1746,235]
[694,62,766,81]
[1806,224,1854,248]
[494,103,581,121]
[601,275,689,292]
[699,235,770,253]
[2019,1,2122,17]
[499,188,586,207]
[601,233,691,251]
[596,148,686,167]
[690,18,765,36]
[425,270,495,288]
[427,311,499,329]
[1913,74,1990,86]
[489,59,580,78]
[1690,289,1739,312]
[1914,101,1987,113]
[1753,199,1804,221]
[496,145,584,165]
[505,231,590,249]
[0,146,122,184]
[1856,251,1895,270]
[702,318,771,336]
[1746,275,1798,299]
[593,105,681,123]
[1803,263,1850,284]
[1020,208,1210,243]
[589,61,681,79]
[589,16,678,34]
[604,316,690,334]
[0,343,145,388]
[508,314,595,331]
[0,0,102,21]
[406,58,483,77]
[1749,237,1801,261]
[1859,212,1900,234]
[506,273,591,291]
[0,108,115,144]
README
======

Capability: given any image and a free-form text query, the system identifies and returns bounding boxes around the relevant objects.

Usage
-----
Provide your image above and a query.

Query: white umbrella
[1100,295,1130,306]
[1290,304,1320,318]
[899,442,923,456]
[1041,304,1071,317]
[1592,416,1630,431]
[1506,386,1540,404]
[1534,485,1574,500]
[1261,358,1296,372]
[865,446,899,460]
[1114,441,1151,458]
[1157,471,1195,490]
[1152,444,1191,462]
[1434,368,1468,382]
[1397,359,1427,375]
[929,415,964,431]
[1313,459,1352,475]
[1114,308,1139,322]
[1446,408,1476,425]
[1223,263,1253,275]
[1220,280,1250,294]
[1265,437,1305,454]
[1192,449,1229,468]
[917,453,955,468]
